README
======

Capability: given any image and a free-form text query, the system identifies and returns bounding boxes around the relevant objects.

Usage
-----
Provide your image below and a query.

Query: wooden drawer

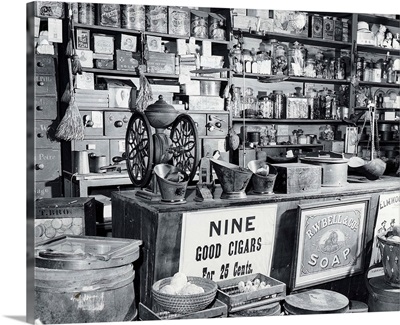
[206,113,228,136]
[190,113,207,137]
[35,181,62,200]
[35,75,57,96]
[110,139,126,161]
[35,120,59,149]
[81,111,104,137]
[35,96,57,120]
[104,111,131,137]
[35,55,56,75]
[72,139,110,164]
[35,149,61,181]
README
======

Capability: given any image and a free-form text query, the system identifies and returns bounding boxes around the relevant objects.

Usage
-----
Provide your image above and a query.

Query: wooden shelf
[258,144,323,148]
[82,67,138,77]
[144,73,179,79]
[232,118,343,124]
[232,73,350,84]
[234,30,352,49]
[358,81,400,88]
[72,23,142,35]
[144,31,230,44]
[356,45,400,56]
[356,14,400,28]
[357,120,400,124]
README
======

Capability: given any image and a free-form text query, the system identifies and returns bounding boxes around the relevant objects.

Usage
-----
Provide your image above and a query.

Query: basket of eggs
[152,272,218,314]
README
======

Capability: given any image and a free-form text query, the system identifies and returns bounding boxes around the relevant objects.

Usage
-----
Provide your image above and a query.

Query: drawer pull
[36,163,45,170]
[37,133,44,138]
[215,122,222,128]
[36,106,43,111]
[38,81,45,86]
[37,62,44,67]
[114,120,123,128]
[123,117,129,123]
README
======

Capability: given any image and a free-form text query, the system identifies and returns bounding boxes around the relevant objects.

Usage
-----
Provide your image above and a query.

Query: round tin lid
[35,235,142,270]
[284,289,349,314]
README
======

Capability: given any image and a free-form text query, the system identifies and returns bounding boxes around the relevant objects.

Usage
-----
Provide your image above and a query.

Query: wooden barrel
[366,275,400,312]
[284,289,349,315]
[35,264,137,324]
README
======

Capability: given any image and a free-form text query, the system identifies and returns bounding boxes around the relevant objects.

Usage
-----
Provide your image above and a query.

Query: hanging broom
[61,4,75,103]
[136,64,153,112]
[56,58,85,141]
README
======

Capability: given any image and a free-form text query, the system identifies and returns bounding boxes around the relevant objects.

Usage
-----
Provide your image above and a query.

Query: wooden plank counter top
[113,175,400,214]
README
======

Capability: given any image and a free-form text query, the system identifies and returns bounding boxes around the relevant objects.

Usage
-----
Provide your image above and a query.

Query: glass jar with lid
[272,90,286,118]
[363,61,372,82]
[258,95,274,119]
[272,41,288,75]
[241,49,253,73]
[243,87,257,118]
[305,58,316,78]
[231,87,242,118]
[230,46,243,74]
[372,61,382,83]
[289,41,307,76]
[315,51,325,78]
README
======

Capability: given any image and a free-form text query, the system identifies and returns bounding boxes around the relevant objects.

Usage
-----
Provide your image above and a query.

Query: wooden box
[217,273,286,313]
[138,300,228,320]
[147,52,176,74]
[272,163,321,194]
[35,197,96,243]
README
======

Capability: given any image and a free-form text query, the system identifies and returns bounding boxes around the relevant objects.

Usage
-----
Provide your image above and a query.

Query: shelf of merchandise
[356,45,400,56]
[81,67,139,77]
[358,81,400,88]
[232,118,344,124]
[144,31,230,44]
[72,23,142,35]
[232,73,351,85]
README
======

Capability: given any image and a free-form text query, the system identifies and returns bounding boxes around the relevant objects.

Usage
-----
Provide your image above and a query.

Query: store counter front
[112,176,400,307]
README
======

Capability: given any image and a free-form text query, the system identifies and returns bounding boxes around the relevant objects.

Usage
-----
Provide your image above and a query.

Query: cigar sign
[292,198,369,290]
[179,204,277,281]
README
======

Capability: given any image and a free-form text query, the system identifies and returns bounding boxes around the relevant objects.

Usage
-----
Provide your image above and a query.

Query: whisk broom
[56,58,85,141]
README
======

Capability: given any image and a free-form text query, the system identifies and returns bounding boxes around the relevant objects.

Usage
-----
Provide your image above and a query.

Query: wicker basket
[152,276,217,314]
[377,234,400,287]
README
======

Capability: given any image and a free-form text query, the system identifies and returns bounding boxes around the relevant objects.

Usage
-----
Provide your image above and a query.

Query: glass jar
[258,95,274,118]
[315,51,324,78]
[231,87,242,118]
[363,61,372,82]
[242,49,253,73]
[272,90,286,118]
[230,46,243,74]
[289,41,307,76]
[306,88,318,119]
[272,41,288,75]
[335,57,346,80]
[356,57,364,81]
[257,42,272,75]
[243,87,257,118]
[327,59,335,79]
[373,62,382,83]
[305,58,316,78]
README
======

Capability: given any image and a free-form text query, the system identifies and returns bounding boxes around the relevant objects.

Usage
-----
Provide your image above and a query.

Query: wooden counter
[112,176,400,307]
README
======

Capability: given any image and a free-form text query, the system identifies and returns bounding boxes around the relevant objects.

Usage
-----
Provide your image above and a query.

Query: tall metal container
[34,235,142,324]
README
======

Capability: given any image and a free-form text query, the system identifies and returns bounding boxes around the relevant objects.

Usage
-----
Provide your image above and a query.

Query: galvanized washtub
[34,235,142,324]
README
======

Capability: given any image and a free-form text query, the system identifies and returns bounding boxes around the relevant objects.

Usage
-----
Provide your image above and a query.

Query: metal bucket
[154,164,189,203]
[366,275,400,312]
[300,152,348,187]
[34,235,142,324]
[348,157,386,180]
[247,160,277,194]
[210,158,252,199]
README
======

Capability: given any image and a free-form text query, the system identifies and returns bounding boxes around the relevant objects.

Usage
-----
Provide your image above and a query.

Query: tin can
[168,7,190,36]
[71,3,79,23]
[311,14,323,38]
[209,13,226,40]
[78,3,95,25]
[98,4,120,28]
[191,10,208,39]
[342,18,349,42]
[145,6,168,33]
[323,16,334,40]
[121,4,145,31]
[334,18,343,41]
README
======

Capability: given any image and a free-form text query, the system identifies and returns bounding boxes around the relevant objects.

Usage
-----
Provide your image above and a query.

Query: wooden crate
[138,299,228,320]
[216,273,286,313]
[272,163,321,194]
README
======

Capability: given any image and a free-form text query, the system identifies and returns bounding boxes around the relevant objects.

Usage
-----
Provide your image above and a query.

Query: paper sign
[47,18,63,43]
[179,204,277,281]
[91,111,103,129]
[369,191,400,267]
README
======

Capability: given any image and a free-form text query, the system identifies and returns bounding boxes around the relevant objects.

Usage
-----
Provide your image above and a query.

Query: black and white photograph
[1,0,399,325]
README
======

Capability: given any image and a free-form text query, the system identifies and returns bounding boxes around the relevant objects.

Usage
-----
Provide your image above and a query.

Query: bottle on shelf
[272,90,286,118]
[272,41,288,76]
[288,41,307,77]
